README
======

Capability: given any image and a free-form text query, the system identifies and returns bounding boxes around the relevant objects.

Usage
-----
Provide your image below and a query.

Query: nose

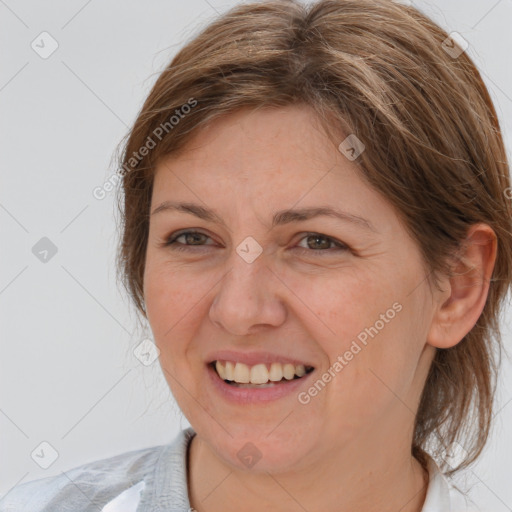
[208,253,287,336]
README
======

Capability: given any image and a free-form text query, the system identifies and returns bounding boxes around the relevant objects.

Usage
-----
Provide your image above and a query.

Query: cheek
[298,264,423,399]
[291,266,395,354]
[326,293,429,427]
[144,261,203,347]
[143,263,208,404]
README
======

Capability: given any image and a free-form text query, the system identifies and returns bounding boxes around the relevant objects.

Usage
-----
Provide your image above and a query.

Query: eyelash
[162,230,349,256]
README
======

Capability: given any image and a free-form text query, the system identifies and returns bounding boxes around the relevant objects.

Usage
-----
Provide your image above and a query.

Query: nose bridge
[209,248,286,335]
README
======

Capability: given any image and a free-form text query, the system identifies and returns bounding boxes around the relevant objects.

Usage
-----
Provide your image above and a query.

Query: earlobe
[427,223,497,349]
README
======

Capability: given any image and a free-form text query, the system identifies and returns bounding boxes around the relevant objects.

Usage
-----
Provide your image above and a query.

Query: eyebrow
[150,201,376,232]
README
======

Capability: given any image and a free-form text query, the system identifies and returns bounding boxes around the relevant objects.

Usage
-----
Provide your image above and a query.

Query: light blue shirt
[0,427,479,511]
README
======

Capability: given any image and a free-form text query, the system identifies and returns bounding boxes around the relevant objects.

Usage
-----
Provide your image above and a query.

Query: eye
[294,232,349,255]
[162,230,215,252]
[162,230,349,255]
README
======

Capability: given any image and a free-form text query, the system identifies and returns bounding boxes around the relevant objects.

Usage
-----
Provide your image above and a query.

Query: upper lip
[206,350,315,368]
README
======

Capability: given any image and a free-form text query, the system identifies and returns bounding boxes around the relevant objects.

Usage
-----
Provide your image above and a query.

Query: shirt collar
[421,453,453,511]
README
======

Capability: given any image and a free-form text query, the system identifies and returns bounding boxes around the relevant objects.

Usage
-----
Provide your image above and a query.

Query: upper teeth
[215,361,309,384]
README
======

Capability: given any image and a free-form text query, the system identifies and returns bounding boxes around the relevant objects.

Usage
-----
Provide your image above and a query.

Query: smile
[211,360,315,387]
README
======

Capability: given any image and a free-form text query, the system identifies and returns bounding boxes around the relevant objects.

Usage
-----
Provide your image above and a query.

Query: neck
[187,428,429,512]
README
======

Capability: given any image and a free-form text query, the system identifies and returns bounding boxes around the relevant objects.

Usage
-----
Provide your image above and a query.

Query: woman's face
[144,104,438,473]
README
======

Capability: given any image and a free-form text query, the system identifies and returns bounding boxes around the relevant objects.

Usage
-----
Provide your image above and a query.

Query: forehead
[154,105,353,186]
[150,105,396,233]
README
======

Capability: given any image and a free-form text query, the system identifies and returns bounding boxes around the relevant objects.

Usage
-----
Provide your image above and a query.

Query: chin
[203,423,318,474]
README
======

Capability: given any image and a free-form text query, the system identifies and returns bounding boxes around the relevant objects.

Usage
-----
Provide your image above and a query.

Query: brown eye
[174,232,209,245]
[163,230,216,252]
[295,233,349,255]
[162,230,349,256]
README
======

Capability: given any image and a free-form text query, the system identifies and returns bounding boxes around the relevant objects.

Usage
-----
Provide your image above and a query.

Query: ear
[427,223,497,349]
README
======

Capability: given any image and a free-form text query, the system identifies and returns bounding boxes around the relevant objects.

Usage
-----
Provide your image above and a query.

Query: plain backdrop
[1,0,511,508]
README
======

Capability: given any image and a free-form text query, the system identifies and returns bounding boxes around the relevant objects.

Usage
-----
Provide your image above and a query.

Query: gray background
[1,0,511,508]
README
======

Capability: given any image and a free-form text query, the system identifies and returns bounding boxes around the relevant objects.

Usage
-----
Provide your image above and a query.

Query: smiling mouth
[210,360,315,388]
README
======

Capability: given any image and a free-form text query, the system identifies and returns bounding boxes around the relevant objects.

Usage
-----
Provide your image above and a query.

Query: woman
[2,0,511,510]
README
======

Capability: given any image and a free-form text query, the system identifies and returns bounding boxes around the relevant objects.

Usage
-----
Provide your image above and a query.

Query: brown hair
[114,0,512,475]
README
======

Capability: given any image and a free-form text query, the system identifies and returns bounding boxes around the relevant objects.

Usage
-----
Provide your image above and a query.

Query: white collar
[421,454,453,511]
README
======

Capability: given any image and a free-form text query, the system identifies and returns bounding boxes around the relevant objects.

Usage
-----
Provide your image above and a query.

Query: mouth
[209,360,315,388]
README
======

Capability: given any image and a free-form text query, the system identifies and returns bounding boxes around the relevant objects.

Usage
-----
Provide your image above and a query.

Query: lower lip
[207,363,314,404]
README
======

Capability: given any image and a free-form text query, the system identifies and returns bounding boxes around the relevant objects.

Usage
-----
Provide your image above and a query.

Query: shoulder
[0,443,164,512]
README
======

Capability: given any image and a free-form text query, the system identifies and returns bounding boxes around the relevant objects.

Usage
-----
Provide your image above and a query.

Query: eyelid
[162,229,350,254]
[164,229,216,245]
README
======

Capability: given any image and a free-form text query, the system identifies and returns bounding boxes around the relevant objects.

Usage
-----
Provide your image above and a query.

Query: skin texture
[143,104,497,512]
